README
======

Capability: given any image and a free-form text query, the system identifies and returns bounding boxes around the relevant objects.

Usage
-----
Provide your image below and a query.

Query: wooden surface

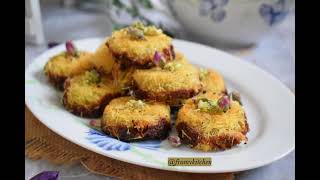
[25,106,234,180]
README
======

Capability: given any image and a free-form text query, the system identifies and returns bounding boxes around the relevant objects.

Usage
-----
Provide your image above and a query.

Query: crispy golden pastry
[101,96,171,141]
[63,70,121,118]
[90,38,116,75]
[132,52,202,106]
[176,92,249,151]
[106,22,174,68]
[44,51,94,90]
[199,68,227,95]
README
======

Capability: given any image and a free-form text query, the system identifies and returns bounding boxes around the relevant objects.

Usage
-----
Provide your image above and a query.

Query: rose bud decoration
[168,135,181,147]
[65,40,79,57]
[89,119,101,130]
[153,51,166,67]
[218,95,231,112]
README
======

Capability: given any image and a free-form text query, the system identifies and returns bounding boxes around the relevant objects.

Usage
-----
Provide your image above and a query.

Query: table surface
[25,4,295,180]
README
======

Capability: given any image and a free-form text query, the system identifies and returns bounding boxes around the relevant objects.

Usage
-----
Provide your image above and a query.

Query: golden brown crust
[62,78,121,118]
[108,44,174,69]
[132,79,200,106]
[44,51,94,90]
[101,118,171,141]
[106,26,173,68]
[176,92,249,151]
[101,96,171,141]
[176,113,249,151]
[45,71,67,90]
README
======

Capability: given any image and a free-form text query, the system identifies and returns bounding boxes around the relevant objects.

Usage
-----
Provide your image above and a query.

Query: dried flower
[153,51,166,67]
[153,51,162,64]
[89,119,101,129]
[30,171,59,180]
[191,96,197,103]
[218,95,231,112]
[168,135,181,147]
[65,41,79,57]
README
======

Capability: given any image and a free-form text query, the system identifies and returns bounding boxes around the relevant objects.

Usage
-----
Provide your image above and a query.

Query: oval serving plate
[25,38,295,173]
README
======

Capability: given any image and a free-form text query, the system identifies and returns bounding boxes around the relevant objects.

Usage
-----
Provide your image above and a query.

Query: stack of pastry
[43,22,249,151]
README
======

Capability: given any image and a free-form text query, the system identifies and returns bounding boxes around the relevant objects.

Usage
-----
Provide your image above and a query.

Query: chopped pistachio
[127,27,145,39]
[163,62,182,71]
[126,99,145,109]
[196,98,223,113]
[84,70,100,84]
[127,21,161,39]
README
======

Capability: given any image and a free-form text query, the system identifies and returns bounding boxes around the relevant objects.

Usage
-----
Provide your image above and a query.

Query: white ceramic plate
[25,38,295,173]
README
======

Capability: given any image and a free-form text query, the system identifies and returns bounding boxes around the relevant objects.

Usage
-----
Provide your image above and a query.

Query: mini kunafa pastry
[90,37,116,75]
[44,41,93,90]
[63,70,121,118]
[176,92,249,151]
[132,52,202,106]
[101,96,171,141]
[106,21,174,68]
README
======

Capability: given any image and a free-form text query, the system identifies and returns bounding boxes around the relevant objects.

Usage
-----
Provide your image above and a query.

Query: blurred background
[25,0,295,179]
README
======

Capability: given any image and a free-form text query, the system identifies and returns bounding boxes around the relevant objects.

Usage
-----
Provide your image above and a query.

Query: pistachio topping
[83,70,101,85]
[127,21,162,40]
[195,96,230,113]
[126,99,145,109]
[127,26,145,40]
[163,62,182,72]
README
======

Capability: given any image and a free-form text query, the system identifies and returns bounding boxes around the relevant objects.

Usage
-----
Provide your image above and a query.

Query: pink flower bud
[218,95,230,112]
[89,119,100,128]
[153,51,162,64]
[65,40,78,57]
[168,135,181,147]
